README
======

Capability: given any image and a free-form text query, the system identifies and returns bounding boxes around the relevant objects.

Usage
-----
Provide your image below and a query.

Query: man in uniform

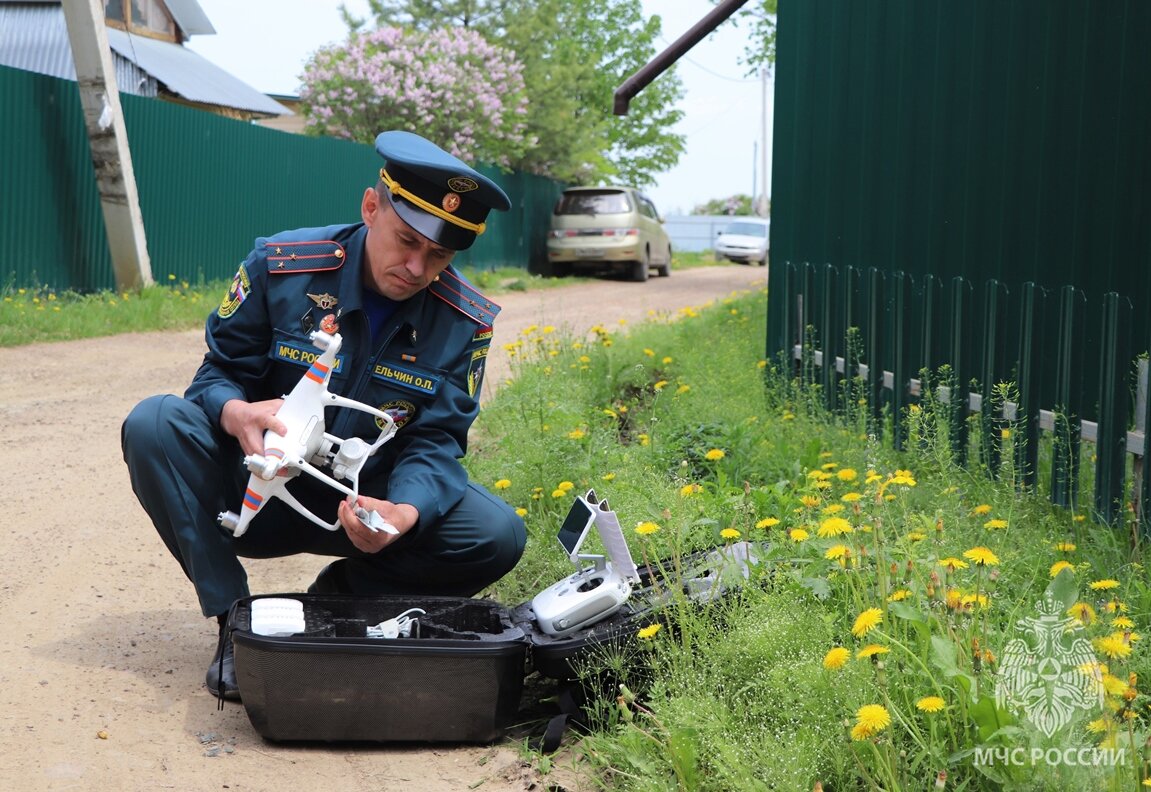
[121,131,526,700]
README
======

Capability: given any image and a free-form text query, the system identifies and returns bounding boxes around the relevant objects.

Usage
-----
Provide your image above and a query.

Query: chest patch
[371,361,441,395]
[274,339,346,373]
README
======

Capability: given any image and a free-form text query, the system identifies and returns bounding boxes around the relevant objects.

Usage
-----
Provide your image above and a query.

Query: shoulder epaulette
[428,269,501,325]
[266,240,346,274]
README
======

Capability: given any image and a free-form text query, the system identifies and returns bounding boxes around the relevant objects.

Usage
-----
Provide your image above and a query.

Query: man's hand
[339,496,418,553]
[220,398,286,456]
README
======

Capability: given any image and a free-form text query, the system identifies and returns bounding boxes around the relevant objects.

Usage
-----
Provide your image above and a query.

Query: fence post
[1139,357,1151,536]
[891,271,909,451]
[1094,293,1133,525]
[979,280,1009,477]
[866,268,886,440]
[948,276,972,467]
[1015,283,1046,490]
[1051,286,1085,510]
[820,264,840,412]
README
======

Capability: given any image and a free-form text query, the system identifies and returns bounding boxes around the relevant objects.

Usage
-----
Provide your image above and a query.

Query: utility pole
[760,67,769,218]
[62,0,152,290]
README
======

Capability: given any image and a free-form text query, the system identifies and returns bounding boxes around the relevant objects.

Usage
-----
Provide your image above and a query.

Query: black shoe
[205,618,240,701]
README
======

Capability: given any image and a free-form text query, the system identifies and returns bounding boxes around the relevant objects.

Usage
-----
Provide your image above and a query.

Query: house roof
[0,2,288,117]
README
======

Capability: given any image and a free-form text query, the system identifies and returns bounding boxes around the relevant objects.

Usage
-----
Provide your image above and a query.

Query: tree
[692,194,762,216]
[732,0,778,76]
[299,26,532,167]
[341,0,685,187]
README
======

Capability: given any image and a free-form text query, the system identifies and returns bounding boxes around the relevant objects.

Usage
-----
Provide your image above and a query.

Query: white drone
[217,330,399,538]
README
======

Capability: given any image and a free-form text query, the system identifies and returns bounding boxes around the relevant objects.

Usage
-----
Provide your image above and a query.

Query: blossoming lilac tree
[299,26,532,167]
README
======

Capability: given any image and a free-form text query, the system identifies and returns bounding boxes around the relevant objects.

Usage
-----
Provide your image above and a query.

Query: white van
[715,218,770,265]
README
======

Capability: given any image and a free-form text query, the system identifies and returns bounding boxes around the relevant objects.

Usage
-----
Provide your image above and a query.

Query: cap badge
[447,176,479,193]
[442,192,461,213]
[307,293,339,310]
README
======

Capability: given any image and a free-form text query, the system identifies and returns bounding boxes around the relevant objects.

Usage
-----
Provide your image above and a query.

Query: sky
[184,0,773,216]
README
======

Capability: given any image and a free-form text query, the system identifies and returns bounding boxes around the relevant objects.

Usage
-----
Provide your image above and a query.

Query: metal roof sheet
[0,3,288,117]
[164,0,214,36]
[106,29,289,116]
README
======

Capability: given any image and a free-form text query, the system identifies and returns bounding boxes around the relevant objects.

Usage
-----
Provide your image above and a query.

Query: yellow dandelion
[800,495,821,508]
[635,521,660,536]
[720,527,741,540]
[821,503,845,515]
[551,489,567,498]
[493,479,512,490]
[643,348,655,357]
[1086,718,1109,734]
[1094,634,1132,660]
[602,472,616,481]
[836,468,858,482]
[1068,602,1097,625]
[888,589,912,602]
[825,544,850,561]
[755,517,780,529]
[1112,616,1135,629]
[856,644,890,659]
[841,492,861,503]
[937,557,970,571]
[1054,541,1077,552]
[905,531,927,542]
[1090,579,1120,591]
[514,507,527,517]
[1050,560,1075,577]
[916,696,946,713]
[704,448,726,461]
[972,504,992,515]
[789,528,809,542]
[963,546,1000,566]
[557,481,574,492]
[637,624,662,640]
[679,483,702,497]
[822,646,850,670]
[855,704,891,734]
[653,380,669,391]
[818,516,853,537]
[675,385,690,395]
[852,607,884,638]
[567,428,586,440]
[821,462,838,471]
[849,722,873,741]
[984,518,1009,529]
[1102,674,1128,697]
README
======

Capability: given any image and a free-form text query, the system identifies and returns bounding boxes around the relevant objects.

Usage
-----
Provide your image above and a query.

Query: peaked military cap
[375,130,512,251]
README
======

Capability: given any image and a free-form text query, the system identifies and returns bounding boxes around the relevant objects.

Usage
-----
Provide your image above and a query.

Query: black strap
[534,685,587,753]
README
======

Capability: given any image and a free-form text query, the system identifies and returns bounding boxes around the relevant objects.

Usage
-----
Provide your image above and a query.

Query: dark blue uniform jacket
[185,222,499,532]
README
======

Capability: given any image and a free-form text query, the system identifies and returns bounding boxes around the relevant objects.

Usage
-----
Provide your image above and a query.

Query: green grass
[0,252,721,348]
[464,286,1150,791]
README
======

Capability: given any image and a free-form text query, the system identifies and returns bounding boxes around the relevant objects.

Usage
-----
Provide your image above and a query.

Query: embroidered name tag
[372,361,441,395]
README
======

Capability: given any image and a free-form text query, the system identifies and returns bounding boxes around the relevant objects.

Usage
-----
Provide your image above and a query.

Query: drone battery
[228,594,528,743]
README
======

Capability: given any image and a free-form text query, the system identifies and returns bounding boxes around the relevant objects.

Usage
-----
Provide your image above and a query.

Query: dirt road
[0,266,766,792]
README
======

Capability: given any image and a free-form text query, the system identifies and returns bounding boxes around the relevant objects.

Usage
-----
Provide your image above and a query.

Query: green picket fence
[770,261,1151,531]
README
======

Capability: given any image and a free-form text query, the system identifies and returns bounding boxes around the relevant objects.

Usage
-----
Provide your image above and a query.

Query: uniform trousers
[121,394,526,617]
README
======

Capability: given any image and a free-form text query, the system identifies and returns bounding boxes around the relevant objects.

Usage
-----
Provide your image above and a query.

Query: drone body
[218,331,398,537]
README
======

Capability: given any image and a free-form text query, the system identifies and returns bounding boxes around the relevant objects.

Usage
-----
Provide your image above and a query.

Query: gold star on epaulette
[274,247,283,255]
[290,252,298,260]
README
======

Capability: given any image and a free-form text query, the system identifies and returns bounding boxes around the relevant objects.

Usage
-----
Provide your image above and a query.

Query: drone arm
[272,477,342,532]
[321,392,398,451]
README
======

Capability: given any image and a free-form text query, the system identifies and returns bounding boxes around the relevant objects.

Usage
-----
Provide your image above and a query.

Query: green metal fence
[767,0,1151,528]
[0,64,563,292]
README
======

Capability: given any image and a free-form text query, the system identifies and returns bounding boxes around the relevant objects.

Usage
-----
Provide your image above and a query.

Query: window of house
[105,0,176,41]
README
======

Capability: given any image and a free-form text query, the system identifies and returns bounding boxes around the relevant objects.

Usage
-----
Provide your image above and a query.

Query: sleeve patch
[218,263,251,319]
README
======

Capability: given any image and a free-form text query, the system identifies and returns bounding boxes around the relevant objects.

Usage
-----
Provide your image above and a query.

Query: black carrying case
[229,594,528,743]
[226,542,763,744]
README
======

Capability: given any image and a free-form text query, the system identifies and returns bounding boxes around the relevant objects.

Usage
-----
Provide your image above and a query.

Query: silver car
[715,218,770,265]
